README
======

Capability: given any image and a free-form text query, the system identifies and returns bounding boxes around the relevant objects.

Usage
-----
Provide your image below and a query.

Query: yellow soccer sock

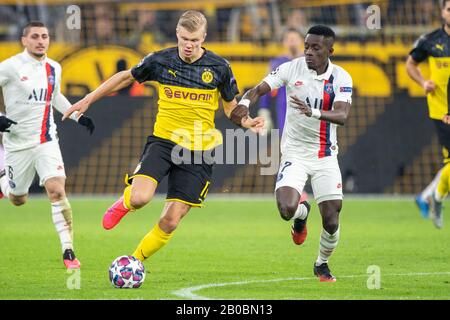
[436,163,450,201]
[123,185,135,210]
[132,223,173,261]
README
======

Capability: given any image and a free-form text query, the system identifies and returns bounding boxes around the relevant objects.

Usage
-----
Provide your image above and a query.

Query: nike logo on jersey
[295,81,303,86]
[20,76,29,81]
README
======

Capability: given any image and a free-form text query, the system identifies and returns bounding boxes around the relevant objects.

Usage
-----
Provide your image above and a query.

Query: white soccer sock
[292,202,308,220]
[434,186,445,202]
[51,198,74,253]
[0,174,10,198]
[316,227,340,266]
[421,169,442,201]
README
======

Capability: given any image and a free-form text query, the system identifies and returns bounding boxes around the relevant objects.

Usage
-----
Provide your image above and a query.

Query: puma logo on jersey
[435,43,444,51]
[168,69,177,77]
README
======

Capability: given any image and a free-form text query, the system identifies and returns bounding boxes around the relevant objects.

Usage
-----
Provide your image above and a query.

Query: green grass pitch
[0,197,449,300]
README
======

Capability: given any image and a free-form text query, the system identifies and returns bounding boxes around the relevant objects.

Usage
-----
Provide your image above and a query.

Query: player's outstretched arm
[62,70,135,120]
[224,81,271,133]
[54,92,95,134]
[224,98,265,134]
[289,96,350,126]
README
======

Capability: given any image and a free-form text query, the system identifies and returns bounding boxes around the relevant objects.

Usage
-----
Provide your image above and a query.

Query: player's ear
[328,46,334,56]
[21,36,26,47]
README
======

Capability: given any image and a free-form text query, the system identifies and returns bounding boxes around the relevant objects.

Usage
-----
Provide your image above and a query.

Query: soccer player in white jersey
[0,21,95,269]
[237,25,352,282]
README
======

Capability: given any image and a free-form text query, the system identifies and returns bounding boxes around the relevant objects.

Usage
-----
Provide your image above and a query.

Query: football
[109,255,146,288]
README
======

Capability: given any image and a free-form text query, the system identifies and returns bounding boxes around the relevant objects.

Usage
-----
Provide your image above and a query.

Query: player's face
[21,27,49,59]
[304,34,333,72]
[176,26,206,62]
[442,1,450,27]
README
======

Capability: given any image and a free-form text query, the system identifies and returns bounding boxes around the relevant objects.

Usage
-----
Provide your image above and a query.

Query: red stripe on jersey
[40,63,54,143]
[318,79,331,158]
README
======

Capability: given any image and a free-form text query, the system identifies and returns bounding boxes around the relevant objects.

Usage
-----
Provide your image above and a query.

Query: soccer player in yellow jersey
[406,0,450,228]
[63,11,264,262]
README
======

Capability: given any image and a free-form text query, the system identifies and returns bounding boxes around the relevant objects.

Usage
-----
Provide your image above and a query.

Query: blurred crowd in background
[0,0,443,46]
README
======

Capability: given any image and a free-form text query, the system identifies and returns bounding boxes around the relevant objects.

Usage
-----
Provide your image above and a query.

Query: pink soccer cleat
[63,249,81,269]
[103,196,130,230]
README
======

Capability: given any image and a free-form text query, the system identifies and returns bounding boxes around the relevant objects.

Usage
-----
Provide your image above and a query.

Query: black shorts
[126,135,213,207]
[433,120,450,164]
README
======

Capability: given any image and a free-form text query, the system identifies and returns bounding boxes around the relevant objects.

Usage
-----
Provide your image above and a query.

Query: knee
[130,192,151,209]
[11,196,27,206]
[321,210,341,234]
[320,201,342,234]
[47,189,66,202]
[277,201,298,221]
[323,220,339,235]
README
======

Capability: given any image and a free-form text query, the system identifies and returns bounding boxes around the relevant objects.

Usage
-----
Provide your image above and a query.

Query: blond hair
[176,10,207,33]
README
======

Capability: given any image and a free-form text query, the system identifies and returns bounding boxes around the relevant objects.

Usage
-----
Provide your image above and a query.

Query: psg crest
[324,83,334,94]
[48,75,55,85]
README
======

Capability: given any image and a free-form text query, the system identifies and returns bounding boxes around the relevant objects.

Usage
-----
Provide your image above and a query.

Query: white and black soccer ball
[109,255,146,288]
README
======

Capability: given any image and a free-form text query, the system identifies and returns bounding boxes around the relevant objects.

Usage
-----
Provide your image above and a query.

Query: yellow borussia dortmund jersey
[410,27,450,120]
[131,47,239,150]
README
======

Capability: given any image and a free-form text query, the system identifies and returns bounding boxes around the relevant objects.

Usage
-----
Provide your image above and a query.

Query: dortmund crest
[201,68,213,84]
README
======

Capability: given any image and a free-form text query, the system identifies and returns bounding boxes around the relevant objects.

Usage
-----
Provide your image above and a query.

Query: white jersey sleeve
[50,61,78,121]
[262,60,293,90]
[53,92,79,121]
[0,59,12,87]
[333,68,353,104]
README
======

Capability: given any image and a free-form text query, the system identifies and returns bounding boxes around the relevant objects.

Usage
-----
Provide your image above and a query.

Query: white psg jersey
[263,57,352,159]
[0,50,74,152]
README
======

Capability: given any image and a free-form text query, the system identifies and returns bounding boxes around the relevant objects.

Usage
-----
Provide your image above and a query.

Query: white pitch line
[171,272,450,300]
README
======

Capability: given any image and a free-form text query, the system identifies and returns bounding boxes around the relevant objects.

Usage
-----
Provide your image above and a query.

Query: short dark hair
[306,25,336,40]
[22,21,47,36]
[443,0,450,7]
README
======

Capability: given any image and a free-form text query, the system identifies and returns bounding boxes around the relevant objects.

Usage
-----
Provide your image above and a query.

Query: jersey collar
[177,47,207,65]
[308,59,334,81]
[22,49,47,66]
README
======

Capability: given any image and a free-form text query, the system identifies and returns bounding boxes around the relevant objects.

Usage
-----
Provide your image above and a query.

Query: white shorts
[4,141,66,196]
[275,155,343,204]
